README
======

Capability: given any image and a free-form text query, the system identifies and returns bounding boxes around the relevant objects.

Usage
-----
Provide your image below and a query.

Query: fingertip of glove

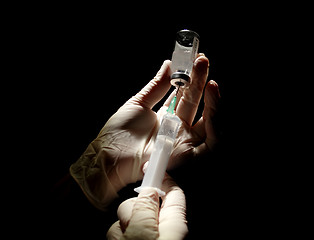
[194,55,209,69]
[163,59,171,65]
[154,60,172,82]
[207,80,221,99]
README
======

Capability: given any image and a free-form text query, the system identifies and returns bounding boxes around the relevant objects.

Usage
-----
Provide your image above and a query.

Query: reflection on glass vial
[170,29,200,89]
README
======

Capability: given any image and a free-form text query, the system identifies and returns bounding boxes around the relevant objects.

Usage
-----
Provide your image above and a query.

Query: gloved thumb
[107,176,188,240]
[121,188,160,240]
[127,60,172,109]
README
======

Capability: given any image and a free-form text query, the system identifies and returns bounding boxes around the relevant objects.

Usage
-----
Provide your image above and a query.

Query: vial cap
[176,30,200,47]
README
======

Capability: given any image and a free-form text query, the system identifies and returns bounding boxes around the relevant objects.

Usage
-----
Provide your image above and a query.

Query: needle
[175,84,181,96]
[167,85,181,114]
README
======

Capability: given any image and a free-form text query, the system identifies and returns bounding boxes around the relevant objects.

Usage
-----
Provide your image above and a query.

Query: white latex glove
[70,54,220,210]
[106,174,188,240]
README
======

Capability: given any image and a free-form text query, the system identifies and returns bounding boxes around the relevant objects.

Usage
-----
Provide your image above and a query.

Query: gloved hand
[70,54,220,210]
[106,174,188,240]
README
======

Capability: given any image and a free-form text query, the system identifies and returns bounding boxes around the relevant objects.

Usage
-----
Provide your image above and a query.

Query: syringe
[134,95,181,196]
[134,29,199,196]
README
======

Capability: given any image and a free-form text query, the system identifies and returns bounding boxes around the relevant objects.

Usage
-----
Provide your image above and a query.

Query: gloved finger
[127,60,172,109]
[193,80,220,155]
[106,220,123,240]
[122,188,160,239]
[176,55,209,126]
[160,54,207,120]
[117,197,136,233]
[163,55,207,110]
[159,174,188,240]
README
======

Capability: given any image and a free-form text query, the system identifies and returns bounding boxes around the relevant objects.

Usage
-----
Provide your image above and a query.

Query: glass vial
[170,29,200,89]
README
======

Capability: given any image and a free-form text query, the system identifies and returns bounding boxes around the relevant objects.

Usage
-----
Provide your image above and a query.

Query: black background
[7,3,295,239]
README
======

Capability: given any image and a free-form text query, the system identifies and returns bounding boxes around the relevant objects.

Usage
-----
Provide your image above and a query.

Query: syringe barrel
[170,29,199,89]
[134,113,181,196]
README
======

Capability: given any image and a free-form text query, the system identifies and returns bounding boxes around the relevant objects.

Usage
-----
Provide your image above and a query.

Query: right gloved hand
[106,174,188,240]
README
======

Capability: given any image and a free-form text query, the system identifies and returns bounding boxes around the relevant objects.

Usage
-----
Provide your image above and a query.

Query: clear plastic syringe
[134,96,181,196]
[134,29,199,196]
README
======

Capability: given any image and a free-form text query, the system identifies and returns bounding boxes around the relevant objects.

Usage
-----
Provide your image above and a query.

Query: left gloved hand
[106,174,188,240]
[70,55,220,210]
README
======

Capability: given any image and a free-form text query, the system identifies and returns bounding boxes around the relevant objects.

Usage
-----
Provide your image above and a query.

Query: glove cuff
[69,148,119,211]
